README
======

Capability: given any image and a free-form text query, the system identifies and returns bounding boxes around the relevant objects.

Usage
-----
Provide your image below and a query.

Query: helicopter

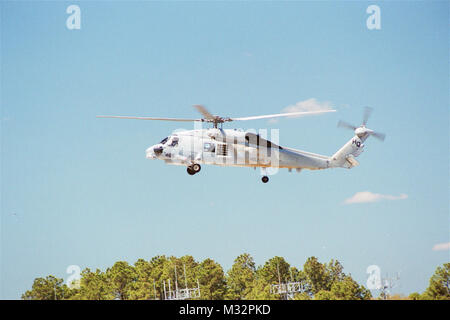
[97,105,385,183]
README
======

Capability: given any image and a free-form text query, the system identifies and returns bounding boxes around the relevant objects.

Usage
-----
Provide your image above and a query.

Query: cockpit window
[169,137,179,147]
[245,133,274,148]
[204,142,215,152]
[160,137,169,145]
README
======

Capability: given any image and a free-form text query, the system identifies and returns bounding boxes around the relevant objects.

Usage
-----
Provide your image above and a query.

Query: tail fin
[331,108,385,168]
[330,135,365,168]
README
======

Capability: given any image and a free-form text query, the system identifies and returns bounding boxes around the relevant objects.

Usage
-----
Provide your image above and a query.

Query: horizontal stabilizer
[346,154,359,168]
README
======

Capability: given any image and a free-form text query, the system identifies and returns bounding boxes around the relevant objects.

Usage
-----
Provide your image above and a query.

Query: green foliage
[225,253,256,300]
[245,277,278,300]
[71,268,113,300]
[327,276,371,300]
[408,292,421,300]
[197,258,227,300]
[106,261,137,300]
[248,257,304,300]
[293,292,312,300]
[314,290,335,300]
[22,275,76,300]
[418,263,450,300]
[25,254,447,301]
[303,256,330,294]
[127,259,154,300]
[303,258,371,300]
[257,256,291,285]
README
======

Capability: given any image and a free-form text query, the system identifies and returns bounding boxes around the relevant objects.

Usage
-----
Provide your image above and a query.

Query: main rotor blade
[193,105,215,120]
[229,110,336,121]
[96,115,201,122]
[362,106,373,126]
[337,120,357,130]
[371,131,386,141]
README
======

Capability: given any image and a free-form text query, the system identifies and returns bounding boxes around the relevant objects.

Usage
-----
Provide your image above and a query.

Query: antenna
[162,263,201,300]
[442,278,450,295]
[277,263,281,287]
[152,280,157,300]
[270,263,306,300]
[163,279,167,300]
[184,264,188,290]
[379,272,400,300]
[175,265,179,293]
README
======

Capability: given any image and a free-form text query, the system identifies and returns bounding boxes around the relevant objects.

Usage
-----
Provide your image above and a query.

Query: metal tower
[163,264,201,300]
[269,263,307,300]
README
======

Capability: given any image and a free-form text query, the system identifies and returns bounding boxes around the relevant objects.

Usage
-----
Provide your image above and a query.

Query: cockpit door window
[169,137,179,147]
[204,142,215,152]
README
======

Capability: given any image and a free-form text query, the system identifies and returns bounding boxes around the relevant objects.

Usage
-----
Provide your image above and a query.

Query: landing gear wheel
[261,176,269,183]
[192,164,201,173]
[187,167,196,175]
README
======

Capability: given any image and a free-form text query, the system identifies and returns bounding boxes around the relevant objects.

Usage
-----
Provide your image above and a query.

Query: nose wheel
[187,164,201,175]
[261,176,269,183]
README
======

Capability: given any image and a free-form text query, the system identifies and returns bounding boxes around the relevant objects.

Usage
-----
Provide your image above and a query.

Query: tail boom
[330,135,365,168]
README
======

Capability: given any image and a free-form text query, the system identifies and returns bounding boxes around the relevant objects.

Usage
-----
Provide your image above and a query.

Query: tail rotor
[362,106,373,126]
[338,107,386,141]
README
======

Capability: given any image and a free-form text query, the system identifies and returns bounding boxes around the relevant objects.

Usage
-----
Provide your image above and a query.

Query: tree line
[21,254,449,300]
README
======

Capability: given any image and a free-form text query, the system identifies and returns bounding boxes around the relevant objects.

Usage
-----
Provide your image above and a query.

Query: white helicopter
[97,106,385,183]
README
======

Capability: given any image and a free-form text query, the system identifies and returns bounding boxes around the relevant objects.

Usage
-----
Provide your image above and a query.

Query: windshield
[160,137,169,145]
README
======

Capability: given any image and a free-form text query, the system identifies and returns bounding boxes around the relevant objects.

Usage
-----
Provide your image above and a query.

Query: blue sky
[1,1,448,299]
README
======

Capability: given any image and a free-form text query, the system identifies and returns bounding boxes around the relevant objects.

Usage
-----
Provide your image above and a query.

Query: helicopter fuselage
[98,106,381,183]
[145,128,339,171]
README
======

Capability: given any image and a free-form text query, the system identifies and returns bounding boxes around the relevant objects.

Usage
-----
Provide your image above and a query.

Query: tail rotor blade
[337,120,357,131]
[371,131,386,141]
[362,106,373,126]
[339,107,385,141]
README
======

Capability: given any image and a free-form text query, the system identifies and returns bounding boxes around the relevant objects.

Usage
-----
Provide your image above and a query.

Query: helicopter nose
[146,145,162,159]
[145,147,154,159]
[153,145,164,156]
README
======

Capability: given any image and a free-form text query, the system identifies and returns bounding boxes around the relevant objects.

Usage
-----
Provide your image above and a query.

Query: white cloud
[432,242,450,251]
[269,98,334,123]
[343,191,408,204]
[282,98,334,114]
